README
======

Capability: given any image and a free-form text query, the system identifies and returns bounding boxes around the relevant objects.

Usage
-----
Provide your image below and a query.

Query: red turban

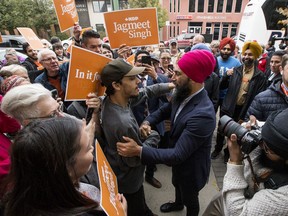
[219,37,236,52]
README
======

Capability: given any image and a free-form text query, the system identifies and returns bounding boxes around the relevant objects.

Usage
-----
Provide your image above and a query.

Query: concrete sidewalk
[144,163,220,216]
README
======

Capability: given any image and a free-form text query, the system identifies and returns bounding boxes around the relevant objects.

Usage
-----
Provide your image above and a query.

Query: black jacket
[245,79,288,121]
[204,72,219,112]
[221,63,267,121]
[21,58,42,83]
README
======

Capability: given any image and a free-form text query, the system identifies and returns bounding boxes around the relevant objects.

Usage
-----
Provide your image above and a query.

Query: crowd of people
[0,23,288,216]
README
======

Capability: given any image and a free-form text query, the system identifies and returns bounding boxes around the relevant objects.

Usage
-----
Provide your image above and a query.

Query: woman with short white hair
[0,64,29,81]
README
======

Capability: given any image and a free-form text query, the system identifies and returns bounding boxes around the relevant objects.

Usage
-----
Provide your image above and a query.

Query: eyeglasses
[41,57,57,63]
[161,57,171,61]
[27,102,64,120]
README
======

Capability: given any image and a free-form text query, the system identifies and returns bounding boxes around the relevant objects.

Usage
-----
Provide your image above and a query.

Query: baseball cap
[101,59,145,87]
[150,54,160,63]
[170,39,177,45]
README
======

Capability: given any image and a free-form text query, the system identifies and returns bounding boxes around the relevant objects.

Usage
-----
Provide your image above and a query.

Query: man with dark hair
[81,30,102,54]
[246,53,288,121]
[265,50,286,86]
[21,42,43,83]
[100,59,174,216]
[72,23,102,54]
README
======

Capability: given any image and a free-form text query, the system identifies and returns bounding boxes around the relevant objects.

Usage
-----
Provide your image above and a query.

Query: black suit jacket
[142,89,216,191]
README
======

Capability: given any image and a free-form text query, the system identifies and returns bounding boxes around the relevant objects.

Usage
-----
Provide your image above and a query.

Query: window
[170,0,172,12]
[198,0,204,12]
[92,0,110,13]
[222,23,229,38]
[177,22,180,35]
[189,0,196,12]
[235,0,242,13]
[174,0,176,12]
[231,23,238,37]
[226,0,233,12]
[208,0,214,12]
[96,24,105,33]
[217,0,224,12]
[213,23,220,40]
[119,0,128,10]
[206,22,212,34]
[178,0,180,12]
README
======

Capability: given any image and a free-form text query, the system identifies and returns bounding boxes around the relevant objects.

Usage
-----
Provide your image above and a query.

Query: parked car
[0,35,27,53]
[165,33,196,49]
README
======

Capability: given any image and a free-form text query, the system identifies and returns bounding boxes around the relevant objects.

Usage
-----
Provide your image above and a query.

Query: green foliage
[128,0,168,29]
[55,32,70,41]
[0,0,57,33]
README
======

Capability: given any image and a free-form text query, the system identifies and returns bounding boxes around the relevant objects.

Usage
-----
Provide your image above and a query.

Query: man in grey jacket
[100,59,174,216]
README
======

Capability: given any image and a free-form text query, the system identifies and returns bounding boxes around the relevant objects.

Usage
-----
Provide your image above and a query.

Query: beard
[258,149,288,173]
[220,52,230,60]
[243,58,254,67]
[172,79,192,103]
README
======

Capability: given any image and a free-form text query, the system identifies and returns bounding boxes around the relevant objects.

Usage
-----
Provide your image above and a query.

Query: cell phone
[51,89,58,100]
[141,56,152,66]
[168,64,174,71]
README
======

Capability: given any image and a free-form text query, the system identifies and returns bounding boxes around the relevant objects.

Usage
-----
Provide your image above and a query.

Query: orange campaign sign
[104,8,159,49]
[17,27,44,50]
[96,141,126,216]
[0,34,2,43]
[126,54,135,65]
[65,46,110,101]
[52,0,79,32]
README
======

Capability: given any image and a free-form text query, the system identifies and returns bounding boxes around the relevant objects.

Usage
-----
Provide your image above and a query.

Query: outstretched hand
[117,136,141,157]
[139,122,151,139]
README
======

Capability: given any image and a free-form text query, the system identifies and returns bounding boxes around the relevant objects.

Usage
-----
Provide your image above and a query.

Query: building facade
[75,0,249,42]
[161,0,249,41]
[75,0,128,35]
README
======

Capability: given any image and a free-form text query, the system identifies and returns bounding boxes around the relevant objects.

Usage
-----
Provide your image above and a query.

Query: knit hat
[191,43,211,51]
[262,108,288,160]
[242,41,262,59]
[101,59,145,87]
[1,75,27,95]
[219,37,236,52]
[178,50,216,83]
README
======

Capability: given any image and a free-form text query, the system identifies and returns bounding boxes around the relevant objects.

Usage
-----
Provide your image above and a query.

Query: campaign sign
[17,27,44,50]
[96,141,126,216]
[104,8,159,49]
[65,46,110,101]
[52,0,79,32]
[126,54,135,65]
[0,34,2,43]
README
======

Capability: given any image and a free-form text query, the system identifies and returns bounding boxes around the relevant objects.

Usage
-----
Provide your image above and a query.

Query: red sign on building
[176,15,192,20]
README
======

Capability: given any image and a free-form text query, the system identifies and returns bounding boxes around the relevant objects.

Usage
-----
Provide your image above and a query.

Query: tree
[0,0,57,35]
[128,0,168,29]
